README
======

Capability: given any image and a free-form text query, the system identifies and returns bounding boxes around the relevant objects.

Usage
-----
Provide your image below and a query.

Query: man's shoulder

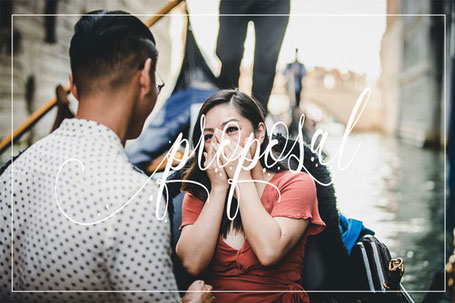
[0,148,28,176]
[0,131,56,176]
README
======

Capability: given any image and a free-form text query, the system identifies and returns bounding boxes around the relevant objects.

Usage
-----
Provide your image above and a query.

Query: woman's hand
[204,135,228,189]
[213,129,252,181]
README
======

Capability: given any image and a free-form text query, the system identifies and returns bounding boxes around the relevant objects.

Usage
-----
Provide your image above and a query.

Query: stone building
[0,0,182,162]
[378,0,452,147]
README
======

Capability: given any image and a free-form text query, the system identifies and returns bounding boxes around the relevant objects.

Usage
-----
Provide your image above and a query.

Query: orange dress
[179,171,326,303]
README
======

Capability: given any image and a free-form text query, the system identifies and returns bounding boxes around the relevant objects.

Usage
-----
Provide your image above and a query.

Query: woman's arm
[176,139,228,276]
[237,180,309,266]
[176,186,227,276]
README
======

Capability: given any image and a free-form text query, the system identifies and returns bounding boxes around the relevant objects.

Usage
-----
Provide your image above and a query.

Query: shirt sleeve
[179,192,205,230]
[106,184,181,302]
[270,172,325,236]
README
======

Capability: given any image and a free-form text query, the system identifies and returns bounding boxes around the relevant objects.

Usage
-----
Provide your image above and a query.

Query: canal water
[323,132,445,302]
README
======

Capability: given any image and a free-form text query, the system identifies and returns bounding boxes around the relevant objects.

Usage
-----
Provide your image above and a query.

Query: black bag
[350,235,404,292]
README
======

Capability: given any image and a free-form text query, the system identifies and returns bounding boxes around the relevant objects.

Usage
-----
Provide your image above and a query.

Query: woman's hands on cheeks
[213,129,253,181]
[204,132,229,190]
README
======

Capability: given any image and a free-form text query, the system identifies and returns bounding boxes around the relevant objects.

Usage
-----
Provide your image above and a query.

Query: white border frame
[9,13,447,294]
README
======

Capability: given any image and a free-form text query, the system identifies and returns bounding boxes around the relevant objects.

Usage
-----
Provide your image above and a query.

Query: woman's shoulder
[183,191,205,205]
[273,170,316,189]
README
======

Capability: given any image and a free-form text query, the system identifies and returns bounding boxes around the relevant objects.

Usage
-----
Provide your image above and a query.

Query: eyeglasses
[137,63,165,96]
[156,72,165,95]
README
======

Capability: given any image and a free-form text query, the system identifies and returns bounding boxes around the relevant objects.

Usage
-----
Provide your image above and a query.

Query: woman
[176,90,325,302]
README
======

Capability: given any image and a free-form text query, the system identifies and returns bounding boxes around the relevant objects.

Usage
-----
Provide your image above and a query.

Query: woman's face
[202,103,265,155]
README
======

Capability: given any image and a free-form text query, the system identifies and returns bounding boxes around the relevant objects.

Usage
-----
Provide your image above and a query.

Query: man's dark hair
[69,10,158,97]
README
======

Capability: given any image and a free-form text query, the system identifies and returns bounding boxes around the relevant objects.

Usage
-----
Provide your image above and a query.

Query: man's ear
[69,74,79,101]
[139,58,152,98]
[256,122,266,144]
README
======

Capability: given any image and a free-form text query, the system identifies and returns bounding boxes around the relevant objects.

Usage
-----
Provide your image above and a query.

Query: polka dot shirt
[0,118,180,302]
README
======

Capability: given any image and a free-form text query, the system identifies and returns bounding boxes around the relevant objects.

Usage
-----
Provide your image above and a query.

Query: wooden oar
[51,84,74,131]
[0,0,184,154]
[146,150,185,175]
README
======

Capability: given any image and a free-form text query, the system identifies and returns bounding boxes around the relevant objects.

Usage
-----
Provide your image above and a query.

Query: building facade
[0,0,179,162]
[378,0,452,148]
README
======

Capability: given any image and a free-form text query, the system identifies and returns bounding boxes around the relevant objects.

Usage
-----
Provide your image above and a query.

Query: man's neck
[75,91,135,146]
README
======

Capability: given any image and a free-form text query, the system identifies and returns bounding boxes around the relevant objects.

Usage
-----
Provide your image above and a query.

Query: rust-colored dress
[179,171,326,303]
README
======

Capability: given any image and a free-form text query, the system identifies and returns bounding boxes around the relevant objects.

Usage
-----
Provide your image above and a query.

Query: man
[216,0,290,114]
[284,48,307,109]
[284,48,308,136]
[0,10,212,302]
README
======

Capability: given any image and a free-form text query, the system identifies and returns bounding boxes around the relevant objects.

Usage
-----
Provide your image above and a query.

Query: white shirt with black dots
[0,118,180,303]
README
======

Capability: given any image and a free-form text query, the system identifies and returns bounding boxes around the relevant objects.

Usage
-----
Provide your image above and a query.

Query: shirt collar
[57,118,124,149]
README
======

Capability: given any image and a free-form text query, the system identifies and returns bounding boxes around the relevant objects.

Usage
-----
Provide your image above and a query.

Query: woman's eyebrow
[203,119,240,131]
[221,119,240,126]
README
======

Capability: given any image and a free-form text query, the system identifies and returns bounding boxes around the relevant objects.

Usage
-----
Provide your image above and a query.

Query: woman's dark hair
[181,89,284,237]
[69,10,158,97]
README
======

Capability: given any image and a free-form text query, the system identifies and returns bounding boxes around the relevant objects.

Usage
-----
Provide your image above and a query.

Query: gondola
[0,3,417,300]
[125,15,417,303]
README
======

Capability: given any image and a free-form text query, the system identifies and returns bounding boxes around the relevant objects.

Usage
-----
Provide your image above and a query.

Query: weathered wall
[378,0,449,147]
[0,0,179,160]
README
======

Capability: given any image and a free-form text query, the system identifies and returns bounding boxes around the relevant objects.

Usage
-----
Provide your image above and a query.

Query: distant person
[284,48,307,109]
[0,10,213,303]
[216,0,290,114]
[284,48,307,136]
